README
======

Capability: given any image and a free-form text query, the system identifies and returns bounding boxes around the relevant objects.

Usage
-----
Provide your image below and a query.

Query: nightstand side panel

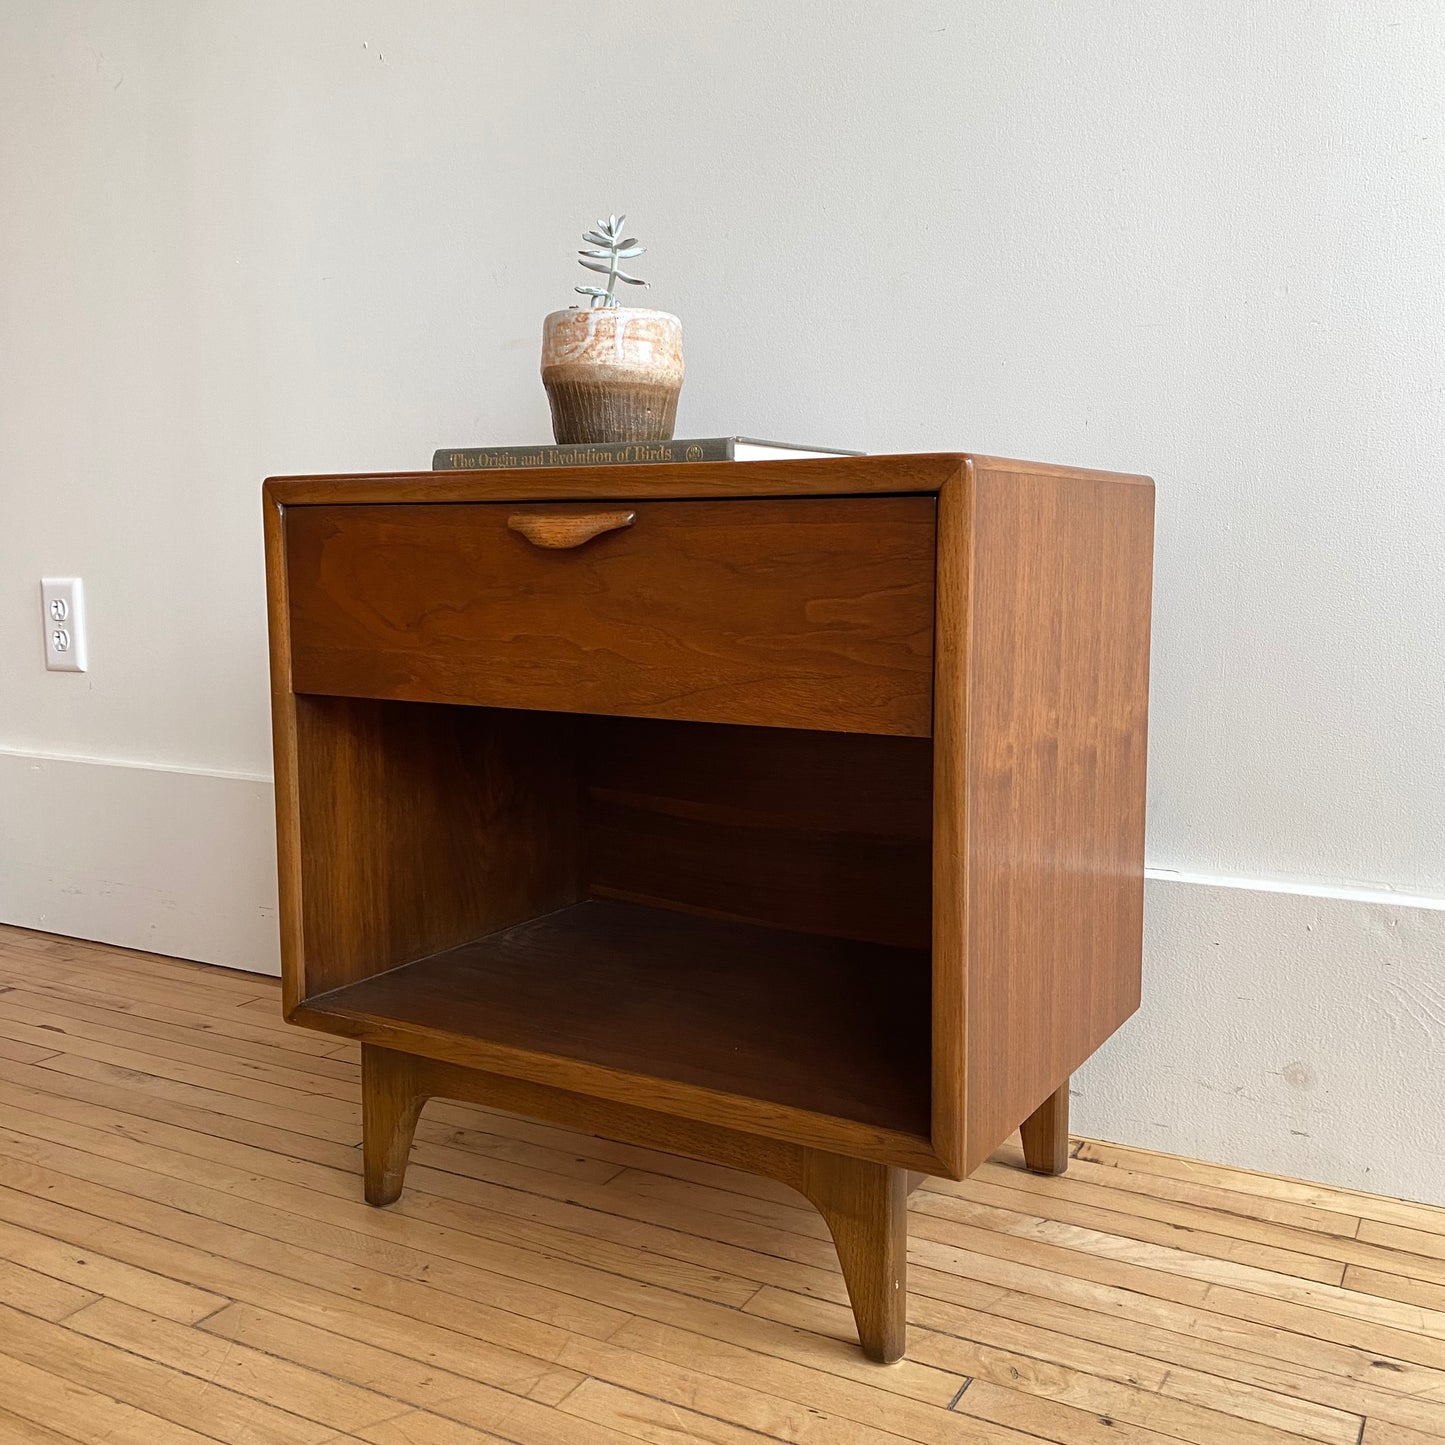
[960,459,1155,1173]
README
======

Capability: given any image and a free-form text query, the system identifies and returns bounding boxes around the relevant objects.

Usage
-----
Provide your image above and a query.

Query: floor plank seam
[736,1282,769,1314]
[579,1376,801,1444]
[187,1299,237,1328]
[58,1289,478,1439]
[11,1306,338,1439]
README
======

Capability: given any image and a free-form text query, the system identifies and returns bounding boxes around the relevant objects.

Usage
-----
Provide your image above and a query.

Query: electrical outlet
[41,578,87,672]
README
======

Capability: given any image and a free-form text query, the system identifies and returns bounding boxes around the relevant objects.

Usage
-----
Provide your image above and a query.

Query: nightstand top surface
[263,452,1151,507]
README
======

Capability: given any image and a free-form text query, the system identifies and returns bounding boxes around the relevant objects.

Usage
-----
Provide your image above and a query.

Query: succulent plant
[575,214,647,308]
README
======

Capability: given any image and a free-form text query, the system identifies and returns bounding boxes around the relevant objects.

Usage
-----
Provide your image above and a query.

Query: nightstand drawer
[284,496,935,735]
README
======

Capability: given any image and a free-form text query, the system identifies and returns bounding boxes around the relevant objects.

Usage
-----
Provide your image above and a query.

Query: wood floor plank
[1364,1220,1445,1264]
[0,1167,608,1395]
[2,1044,863,1317]
[904,1290,1370,1442]
[910,1174,1350,1285]
[0,1031,62,1065]
[944,1168,1445,1298]
[204,1296,977,1445]
[19,1046,635,1213]
[0,968,350,1060]
[904,1192,1445,1337]
[0,1006,361,1102]
[0,1297,343,1444]
[200,1302,598,1424]
[0,985,360,1079]
[0,925,267,997]
[985,1138,1364,1239]
[200,1305,667,1445]
[1362,1420,1445,1444]
[751,1284,1355,1445]
[557,1376,909,1445]
[906,1238,1435,1393]
[903,1250,1445,1435]
[0,1209,225,1322]
[353,1413,518,1444]
[0,1403,88,1445]
[0,1033,619,1189]
[1345,1265,1445,1314]
[602,1312,1171,1445]
[0,1110,967,1407]
[0,1068,760,1307]
[0,1117,639,1341]
[0,1252,99,1320]
[3,927,1445,1445]
[1076,1138,1445,1241]
[0,1138,969,1433]
[66,1298,412,1434]
[0,1088,763,1313]
[21,1047,636,1199]
[913,1213,1445,1369]
[0,948,270,1017]
[0,1352,218,1445]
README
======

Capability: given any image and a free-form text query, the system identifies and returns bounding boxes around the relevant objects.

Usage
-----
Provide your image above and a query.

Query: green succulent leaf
[578,247,615,258]
[616,271,648,285]
[577,259,616,275]
[613,245,644,257]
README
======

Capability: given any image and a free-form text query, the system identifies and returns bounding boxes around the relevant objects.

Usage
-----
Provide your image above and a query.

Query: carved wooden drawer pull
[507,511,636,549]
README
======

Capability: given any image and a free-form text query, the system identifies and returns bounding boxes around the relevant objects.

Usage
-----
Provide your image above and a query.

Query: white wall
[1,2,1441,1201]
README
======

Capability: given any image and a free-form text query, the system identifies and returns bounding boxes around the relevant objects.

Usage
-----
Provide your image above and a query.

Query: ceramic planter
[541,306,684,444]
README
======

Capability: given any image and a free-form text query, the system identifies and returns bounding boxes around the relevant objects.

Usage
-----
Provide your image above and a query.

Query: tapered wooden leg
[799,1152,907,1364]
[361,1045,428,1206]
[1020,1081,1070,1175]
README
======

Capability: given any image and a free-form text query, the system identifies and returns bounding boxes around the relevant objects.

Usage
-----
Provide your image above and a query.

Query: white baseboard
[0,747,280,975]
[1,746,1439,1203]
[1076,869,1445,1206]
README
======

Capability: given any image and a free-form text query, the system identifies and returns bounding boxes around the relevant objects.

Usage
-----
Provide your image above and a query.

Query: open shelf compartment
[289,695,935,1155]
[305,897,930,1137]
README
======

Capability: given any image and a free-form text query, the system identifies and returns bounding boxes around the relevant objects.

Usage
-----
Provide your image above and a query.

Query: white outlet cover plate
[41,577,87,672]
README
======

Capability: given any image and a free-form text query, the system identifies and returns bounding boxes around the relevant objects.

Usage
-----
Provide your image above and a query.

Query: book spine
[433,440,734,471]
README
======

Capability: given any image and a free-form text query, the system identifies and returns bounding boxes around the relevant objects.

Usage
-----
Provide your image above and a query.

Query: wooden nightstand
[262,452,1154,1363]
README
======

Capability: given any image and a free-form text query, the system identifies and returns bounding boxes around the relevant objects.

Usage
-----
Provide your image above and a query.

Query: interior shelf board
[303,898,932,1138]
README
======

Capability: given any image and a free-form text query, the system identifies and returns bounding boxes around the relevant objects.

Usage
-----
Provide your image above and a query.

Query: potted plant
[541,215,684,444]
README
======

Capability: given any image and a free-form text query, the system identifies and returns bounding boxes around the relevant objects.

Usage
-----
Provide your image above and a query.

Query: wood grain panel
[584,716,932,947]
[929,461,971,1176]
[262,492,306,1016]
[263,450,965,506]
[958,459,1154,1173]
[284,496,936,736]
[291,697,581,1001]
[302,898,934,1152]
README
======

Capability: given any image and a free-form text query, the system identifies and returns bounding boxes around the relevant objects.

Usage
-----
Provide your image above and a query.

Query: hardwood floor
[0,925,1442,1443]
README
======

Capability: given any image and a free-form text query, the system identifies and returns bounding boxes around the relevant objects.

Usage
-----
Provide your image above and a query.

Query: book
[432,438,863,471]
